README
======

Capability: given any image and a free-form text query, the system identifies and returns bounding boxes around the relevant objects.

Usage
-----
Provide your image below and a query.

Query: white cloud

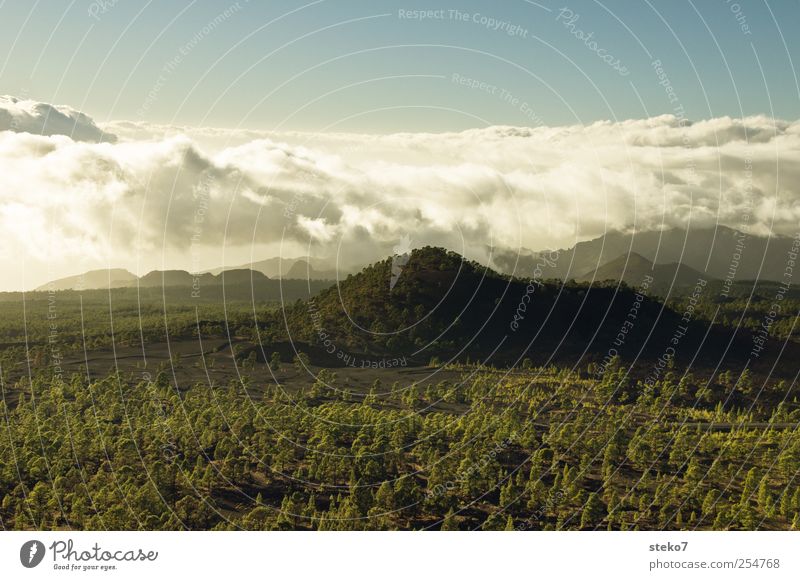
[0,95,116,143]
[1,97,799,290]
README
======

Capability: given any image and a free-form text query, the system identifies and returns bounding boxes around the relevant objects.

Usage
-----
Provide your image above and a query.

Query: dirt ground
[1,334,469,412]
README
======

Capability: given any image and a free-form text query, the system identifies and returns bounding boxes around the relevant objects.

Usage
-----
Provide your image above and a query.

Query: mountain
[268,246,797,373]
[276,246,691,366]
[35,268,137,291]
[37,261,334,292]
[273,245,800,373]
[137,270,212,288]
[136,269,270,287]
[30,267,331,303]
[577,252,709,295]
[285,259,337,280]
[205,256,339,280]
[493,227,797,283]
[216,268,270,285]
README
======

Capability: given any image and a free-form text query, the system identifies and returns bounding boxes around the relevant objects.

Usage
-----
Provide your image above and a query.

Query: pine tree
[374,481,394,513]
[269,351,282,371]
[440,508,459,530]
[580,492,605,529]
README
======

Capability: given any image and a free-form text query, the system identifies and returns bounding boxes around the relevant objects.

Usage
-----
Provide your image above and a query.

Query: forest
[1,247,799,530]
[2,360,799,530]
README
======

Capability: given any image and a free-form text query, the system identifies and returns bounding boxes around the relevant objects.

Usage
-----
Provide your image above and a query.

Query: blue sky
[1,0,798,132]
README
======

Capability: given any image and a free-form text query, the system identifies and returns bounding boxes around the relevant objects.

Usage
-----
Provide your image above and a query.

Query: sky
[1,0,798,131]
[0,1,799,291]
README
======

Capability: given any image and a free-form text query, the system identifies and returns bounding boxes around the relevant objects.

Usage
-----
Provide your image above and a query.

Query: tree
[269,351,282,371]
[293,352,310,373]
[374,481,395,513]
[440,508,459,530]
[580,492,605,529]
[481,512,504,530]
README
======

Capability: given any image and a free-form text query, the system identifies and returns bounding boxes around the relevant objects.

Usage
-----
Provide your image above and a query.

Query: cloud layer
[0,95,116,143]
[1,96,799,290]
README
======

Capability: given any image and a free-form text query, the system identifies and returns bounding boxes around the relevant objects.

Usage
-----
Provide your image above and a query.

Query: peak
[622,252,653,264]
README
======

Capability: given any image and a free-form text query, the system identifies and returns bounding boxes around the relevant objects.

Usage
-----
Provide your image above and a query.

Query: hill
[278,247,671,364]
[27,267,332,303]
[285,259,337,280]
[137,268,268,287]
[35,268,137,291]
[205,256,339,280]
[38,265,306,292]
[271,246,795,373]
[138,270,211,287]
[577,252,709,296]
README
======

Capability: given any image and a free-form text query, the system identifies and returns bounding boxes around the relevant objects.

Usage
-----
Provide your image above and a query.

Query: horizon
[13,222,798,294]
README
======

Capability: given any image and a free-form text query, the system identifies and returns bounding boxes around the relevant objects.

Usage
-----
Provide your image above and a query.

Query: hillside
[272,246,796,372]
[205,256,339,280]
[39,266,295,291]
[35,268,137,291]
[278,247,669,364]
[577,252,709,295]
[18,270,332,305]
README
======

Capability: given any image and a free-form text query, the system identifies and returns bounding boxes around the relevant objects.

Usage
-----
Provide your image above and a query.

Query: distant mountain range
[203,257,339,280]
[33,267,331,303]
[35,227,795,295]
[36,262,326,292]
[36,259,339,292]
[493,226,797,291]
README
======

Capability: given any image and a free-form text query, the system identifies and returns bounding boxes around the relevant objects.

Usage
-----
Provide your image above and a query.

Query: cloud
[0,95,116,143]
[1,100,799,290]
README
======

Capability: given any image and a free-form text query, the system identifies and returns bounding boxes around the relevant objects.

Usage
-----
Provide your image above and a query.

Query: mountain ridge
[492,226,796,284]
[35,264,334,292]
[576,252,709,294]
[35,226,795,293]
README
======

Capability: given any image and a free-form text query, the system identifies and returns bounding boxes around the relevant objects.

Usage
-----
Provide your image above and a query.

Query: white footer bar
[1,531,797,579]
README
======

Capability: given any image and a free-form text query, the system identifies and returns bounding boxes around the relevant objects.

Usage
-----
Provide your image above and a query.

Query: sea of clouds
[1,95,798,289]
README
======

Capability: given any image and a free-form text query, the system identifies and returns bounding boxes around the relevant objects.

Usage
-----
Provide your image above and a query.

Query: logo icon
[390,235,412,290]
[20,540,46,568]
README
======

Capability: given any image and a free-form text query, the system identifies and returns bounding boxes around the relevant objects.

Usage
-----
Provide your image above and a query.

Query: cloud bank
[0,95,116,143]
[1,97,799,290]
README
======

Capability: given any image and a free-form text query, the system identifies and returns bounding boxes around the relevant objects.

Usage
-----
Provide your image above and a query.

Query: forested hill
[265,248,647,363]
[267,246,796,373]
